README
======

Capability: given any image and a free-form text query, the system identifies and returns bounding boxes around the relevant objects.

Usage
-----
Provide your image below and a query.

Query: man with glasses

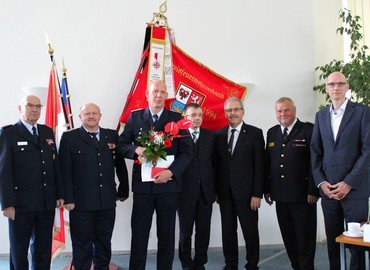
[264,97,318,270]
[0,94,64,270]
[311,71,370,269]
[178,103,215,270]
[214,97,265,270]
[59,103,129,269]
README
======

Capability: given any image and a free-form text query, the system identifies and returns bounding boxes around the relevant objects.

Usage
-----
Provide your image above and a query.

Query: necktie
[192,131,198,143]
[32,126,39,143]
[282,127,288,140]
[88,132,99,145]
[228,129,236,154]
[153,114,159,123]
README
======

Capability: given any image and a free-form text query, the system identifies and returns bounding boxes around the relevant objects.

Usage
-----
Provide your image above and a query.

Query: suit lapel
[231,123,247,158]
[335,101,355,145]
[16,121,39,146]
[79,126,98,147]
[322,106,335,143]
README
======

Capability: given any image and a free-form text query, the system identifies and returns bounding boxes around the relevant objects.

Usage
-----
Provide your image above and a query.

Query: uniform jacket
[59,126,129,211]
[265,119,319,202]
[117,108,193,194]
[0,121,63,212]
[214,122,266,200]
[180,127,215,206]
[311,100,370,199]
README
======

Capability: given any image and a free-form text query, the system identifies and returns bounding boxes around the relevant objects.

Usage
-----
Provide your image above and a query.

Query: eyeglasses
[186,113,203,118]
[25,103,43,109]
[326,82,347,88]
[224,107,244,113]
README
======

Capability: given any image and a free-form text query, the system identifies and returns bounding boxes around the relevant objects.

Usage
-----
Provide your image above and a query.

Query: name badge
[17,141,28,146]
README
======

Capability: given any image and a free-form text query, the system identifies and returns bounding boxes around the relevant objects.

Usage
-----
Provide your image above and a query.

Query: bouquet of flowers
[137,119,191,166]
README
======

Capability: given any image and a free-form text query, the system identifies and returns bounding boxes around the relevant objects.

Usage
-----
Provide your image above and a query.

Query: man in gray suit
[311,71,370,270]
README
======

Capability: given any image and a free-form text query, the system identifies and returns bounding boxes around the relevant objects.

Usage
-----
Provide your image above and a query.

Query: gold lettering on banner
[173,65,225,100]
[203,107,217,120]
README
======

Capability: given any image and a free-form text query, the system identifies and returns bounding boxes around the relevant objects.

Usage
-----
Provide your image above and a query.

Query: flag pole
[61,58,74,129]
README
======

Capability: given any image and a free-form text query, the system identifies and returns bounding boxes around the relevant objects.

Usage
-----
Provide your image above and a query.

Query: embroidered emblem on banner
[171,83,206,113]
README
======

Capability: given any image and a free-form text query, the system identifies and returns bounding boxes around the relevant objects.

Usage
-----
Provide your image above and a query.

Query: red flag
[118,26,247,131]
[45,62,66,261]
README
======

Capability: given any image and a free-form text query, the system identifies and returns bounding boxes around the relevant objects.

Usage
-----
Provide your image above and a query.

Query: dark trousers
[8,209,55,270]
[70,208,116,270]
[178,189,212,269]
[276,202,317,270]
[219,198,259,270]
[321,197,368,270]
[129,192,179,270]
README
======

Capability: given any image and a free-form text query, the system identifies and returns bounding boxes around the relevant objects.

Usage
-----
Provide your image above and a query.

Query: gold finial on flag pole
[62,57,67,74]
[151,0,168,27]
[159,0,167,14]
[45,31,54,62]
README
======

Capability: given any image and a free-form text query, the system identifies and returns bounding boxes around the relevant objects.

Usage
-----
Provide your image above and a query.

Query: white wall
[0,0,344,254]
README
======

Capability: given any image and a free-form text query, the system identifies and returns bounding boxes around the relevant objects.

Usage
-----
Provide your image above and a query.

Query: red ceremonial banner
[118,26,247,131]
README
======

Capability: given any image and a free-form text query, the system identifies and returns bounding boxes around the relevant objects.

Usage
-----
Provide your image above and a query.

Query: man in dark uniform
[178,103,215,270]
[264,97,318,270]
[117,80,192,270]
[214,97,265,270]
[0,94,64,270]
[59,102,129,270]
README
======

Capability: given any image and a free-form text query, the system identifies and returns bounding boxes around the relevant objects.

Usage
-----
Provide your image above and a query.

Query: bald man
[59,103,129,270]
[0,95,64,270]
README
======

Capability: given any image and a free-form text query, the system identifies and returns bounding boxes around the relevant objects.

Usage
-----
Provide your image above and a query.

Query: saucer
[343,231,363,237]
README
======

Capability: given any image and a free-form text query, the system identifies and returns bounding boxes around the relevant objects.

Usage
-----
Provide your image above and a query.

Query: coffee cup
[348,222,362,235]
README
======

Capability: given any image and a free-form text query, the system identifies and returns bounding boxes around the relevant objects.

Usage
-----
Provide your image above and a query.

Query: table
[335,234,370,269]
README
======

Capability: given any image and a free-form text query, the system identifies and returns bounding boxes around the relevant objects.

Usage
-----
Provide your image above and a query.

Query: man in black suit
[214,96,265,270]
[59,103,129,270]
[0,94,64,270]
[311,71,370,270]
[264,97,318,270]
[178,103,215,270]
[117,80,193,270]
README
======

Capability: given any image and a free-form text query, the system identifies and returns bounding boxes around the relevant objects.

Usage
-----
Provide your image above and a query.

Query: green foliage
[314,8,370,105]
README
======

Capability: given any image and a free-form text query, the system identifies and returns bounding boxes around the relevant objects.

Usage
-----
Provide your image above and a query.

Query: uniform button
[100,173,103,176]
[282,144,285,147]
[280,164,284,168]
[100,184,103,187]
[14,186,18,190]
[98,153,101,156]
[281,154,284,157]
[21,148,24,151]
[99,163,102,166]
[43,172,46,175]
[281,175,285,178]
[42,161,45,164]
[41,150,43,153]
[44,183,47,186]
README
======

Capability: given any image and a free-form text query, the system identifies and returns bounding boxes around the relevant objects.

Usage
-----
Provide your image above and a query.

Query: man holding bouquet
[117,80,193,270]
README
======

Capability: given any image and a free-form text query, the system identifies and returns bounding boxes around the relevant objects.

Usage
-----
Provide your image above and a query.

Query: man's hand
[56,199,65,208]
[2,207,15,220]
[153,169,173,184]
[307,195,318,204]
[64,203,75,211]
[329,181,352,200]
[320,181,335,198]
[264,194,273,205]
[250,197,261,211]
[135,146,146,157]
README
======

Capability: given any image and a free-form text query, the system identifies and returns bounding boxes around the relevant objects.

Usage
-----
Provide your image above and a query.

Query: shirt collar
[20,119,37,134]
[228,122,243,133]
[150,109,164,119]
[329,99,348,114]
[280,118,297,133]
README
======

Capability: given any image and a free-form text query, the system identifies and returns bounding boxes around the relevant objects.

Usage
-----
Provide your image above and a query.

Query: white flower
[153,132,164,145]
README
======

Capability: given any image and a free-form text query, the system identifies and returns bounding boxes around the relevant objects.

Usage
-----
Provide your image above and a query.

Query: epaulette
[1,124,12,130]
[267,124,280,131]
[131,108,145,113]
[64,127,77,132]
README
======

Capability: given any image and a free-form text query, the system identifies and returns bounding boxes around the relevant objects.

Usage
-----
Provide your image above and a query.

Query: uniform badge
[46,139,54,145]
[108,143,116,149]
[268,142,275,147]
[17,141,28,146]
